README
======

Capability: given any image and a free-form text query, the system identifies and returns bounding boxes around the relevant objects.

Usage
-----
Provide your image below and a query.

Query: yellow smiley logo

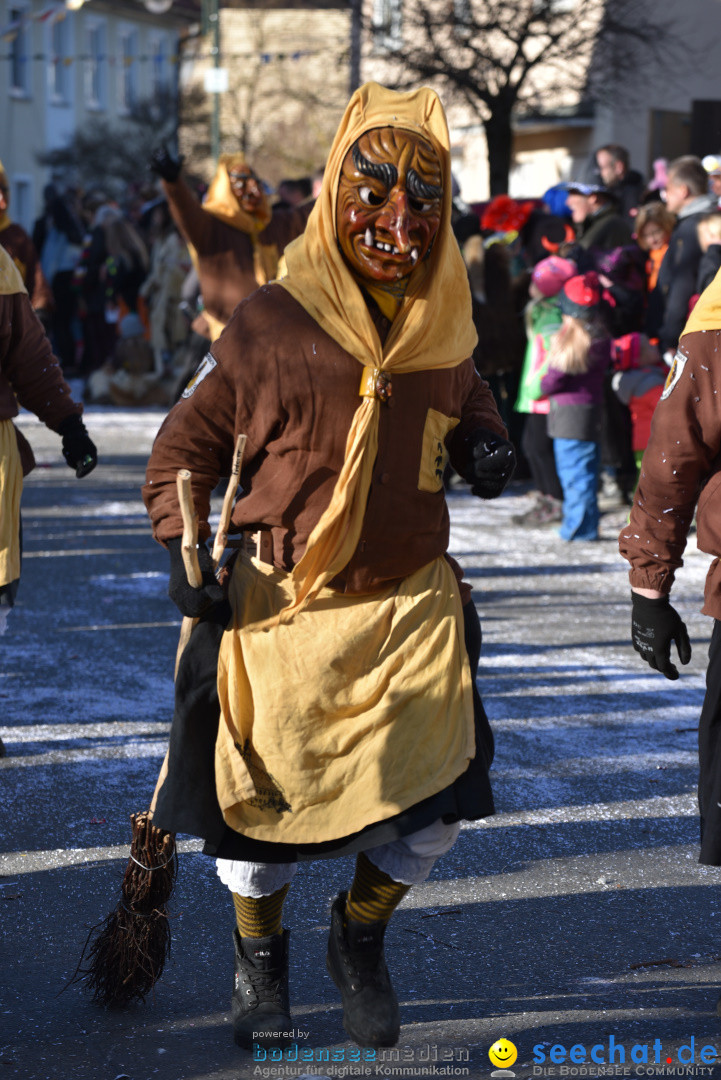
[489,1038,518,1069]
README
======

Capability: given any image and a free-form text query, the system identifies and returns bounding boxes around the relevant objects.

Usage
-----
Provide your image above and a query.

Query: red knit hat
[559,272,602,319]
[531,255,577,297]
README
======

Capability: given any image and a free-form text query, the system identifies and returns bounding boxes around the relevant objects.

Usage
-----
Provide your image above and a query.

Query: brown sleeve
[260,200,314,253]
[162,178,216,255]
[0,291,82,431]
[619,331,721,593]
[448,358,508,477]
[142,295,285,545]
[31,260,54,313]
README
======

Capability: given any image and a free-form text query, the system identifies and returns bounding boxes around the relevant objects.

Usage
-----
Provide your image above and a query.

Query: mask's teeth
[410,247,419,264]
[364,228,373,247]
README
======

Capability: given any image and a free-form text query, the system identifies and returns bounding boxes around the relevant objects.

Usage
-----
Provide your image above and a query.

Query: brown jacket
[620,329,721,618]
[162,178,312,328]
[0,289,82,474]
[143,284,506,598]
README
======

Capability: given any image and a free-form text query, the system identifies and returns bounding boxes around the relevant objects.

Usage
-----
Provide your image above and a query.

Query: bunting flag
[0,48,326,65]
[35,6,63,21]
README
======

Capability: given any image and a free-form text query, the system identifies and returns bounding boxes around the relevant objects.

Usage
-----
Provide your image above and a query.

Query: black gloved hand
[464,427,516,499]
[631,591,691,680]
[167,536,224,618]
[57,414,97,477]
[150,145,184,183]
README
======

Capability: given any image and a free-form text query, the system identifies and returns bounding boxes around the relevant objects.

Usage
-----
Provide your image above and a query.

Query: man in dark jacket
[646,155,716,357]
[595,144,645,222]
[565,182,633,253]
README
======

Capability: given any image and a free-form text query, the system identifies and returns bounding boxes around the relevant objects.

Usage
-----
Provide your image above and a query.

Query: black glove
[464,427,516,499]
[631,592,691,680]
[150,145,184,183]
[167,536,224,618]
[57,414,97,477]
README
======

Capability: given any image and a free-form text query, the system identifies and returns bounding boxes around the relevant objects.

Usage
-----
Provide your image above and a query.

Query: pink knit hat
[531,255,577,298]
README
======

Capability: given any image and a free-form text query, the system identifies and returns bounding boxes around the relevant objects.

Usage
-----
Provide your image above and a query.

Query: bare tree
[371,0,693,195]
[37,89,182,199]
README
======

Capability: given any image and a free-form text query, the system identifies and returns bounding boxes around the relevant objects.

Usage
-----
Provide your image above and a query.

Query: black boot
[326,891,400,1048]
[231,928,292,1050]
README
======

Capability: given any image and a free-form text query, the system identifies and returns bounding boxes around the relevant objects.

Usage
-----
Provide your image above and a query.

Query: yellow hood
[273,82,476,622]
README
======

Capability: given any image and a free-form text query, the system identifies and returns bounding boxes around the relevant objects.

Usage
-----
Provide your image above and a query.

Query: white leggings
[215,818,461,898]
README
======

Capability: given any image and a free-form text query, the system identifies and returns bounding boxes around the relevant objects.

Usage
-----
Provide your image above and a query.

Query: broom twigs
[73,441,247,1007]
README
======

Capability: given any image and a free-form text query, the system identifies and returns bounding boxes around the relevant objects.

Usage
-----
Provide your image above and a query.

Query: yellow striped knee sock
[232,883,290,939]
[345,851,411,925]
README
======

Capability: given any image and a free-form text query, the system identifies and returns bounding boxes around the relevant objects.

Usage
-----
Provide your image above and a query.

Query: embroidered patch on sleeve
[660,351,687,401]
[182,353,217,399]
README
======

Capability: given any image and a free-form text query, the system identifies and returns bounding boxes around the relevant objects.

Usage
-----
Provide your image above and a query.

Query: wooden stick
[173,440,246,678]
[176,469,201,588]
[212,434,246,566]
[175,470,201,676]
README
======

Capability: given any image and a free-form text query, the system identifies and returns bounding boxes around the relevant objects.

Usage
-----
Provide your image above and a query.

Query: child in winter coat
[540,272,612,541]
[514,254,576,525]
[611,332,666,473]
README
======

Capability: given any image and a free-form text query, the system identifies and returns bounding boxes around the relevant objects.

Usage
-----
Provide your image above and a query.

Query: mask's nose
[380,188,412,253]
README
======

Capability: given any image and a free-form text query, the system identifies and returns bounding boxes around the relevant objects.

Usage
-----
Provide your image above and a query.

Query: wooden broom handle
[176,469,201,588]
[212,434,247,567]
[155,445,247,811]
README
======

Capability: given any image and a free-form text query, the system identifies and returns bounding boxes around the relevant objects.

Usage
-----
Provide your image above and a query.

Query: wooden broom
[72,436,246,1006]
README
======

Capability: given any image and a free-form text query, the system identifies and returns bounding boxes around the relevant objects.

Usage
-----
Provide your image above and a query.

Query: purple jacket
[540,336,611,441]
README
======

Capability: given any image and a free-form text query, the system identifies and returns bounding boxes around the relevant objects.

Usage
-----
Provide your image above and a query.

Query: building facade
[0,0,196,228]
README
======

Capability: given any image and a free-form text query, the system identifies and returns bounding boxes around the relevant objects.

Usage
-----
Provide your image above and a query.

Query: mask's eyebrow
[352,143,398,190]
[407,168,442,201]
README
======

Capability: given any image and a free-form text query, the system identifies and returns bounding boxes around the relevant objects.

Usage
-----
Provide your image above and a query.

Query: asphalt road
[2,405,721,1080]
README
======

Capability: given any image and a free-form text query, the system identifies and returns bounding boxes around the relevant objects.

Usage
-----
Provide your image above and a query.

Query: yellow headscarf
[201,152,277,285]
[682,264,721,337]
[275,81,477,622]
[0,244,26,295]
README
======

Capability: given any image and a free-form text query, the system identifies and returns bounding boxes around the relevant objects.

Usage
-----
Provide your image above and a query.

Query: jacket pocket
[418,408,460,493]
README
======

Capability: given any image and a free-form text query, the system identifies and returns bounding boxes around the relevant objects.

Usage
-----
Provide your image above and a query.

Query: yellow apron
[215,553,475,844]
[0,419,22,590]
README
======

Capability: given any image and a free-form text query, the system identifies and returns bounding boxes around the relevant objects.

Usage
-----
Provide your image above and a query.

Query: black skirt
[152,597,495,864]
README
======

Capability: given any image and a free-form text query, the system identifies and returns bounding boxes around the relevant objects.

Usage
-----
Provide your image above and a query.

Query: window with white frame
[85,20,107,110]
[118,27,138,112]
[150,35,168,97]
[9,6,30,96]
[49,12,70,102]
[372,0,402,51]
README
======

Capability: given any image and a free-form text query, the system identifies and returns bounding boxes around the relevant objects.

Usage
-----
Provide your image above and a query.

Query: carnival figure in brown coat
[149,148,313,343]
[0,245,96,754]
[620,269,721,1017]
[143,84,515,1052]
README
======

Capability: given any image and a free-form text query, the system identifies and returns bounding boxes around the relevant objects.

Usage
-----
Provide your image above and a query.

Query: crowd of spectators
[0,167,320,409]
[4,144,721,533]
[450,145,721,537]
